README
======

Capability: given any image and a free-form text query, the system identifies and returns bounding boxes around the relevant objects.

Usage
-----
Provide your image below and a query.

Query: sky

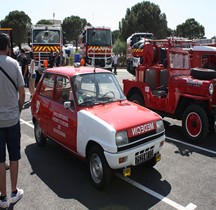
[0,0,215,38]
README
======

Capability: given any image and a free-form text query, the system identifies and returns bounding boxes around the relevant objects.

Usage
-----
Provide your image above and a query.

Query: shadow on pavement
[25,140,171,210]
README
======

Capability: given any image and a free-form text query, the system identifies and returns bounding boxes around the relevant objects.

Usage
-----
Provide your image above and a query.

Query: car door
[49,75,78,151]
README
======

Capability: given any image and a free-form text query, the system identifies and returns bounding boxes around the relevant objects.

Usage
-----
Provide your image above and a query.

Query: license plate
[135,150,154,165]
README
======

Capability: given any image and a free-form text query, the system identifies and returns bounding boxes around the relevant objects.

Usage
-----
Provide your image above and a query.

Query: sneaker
[0,196,9,209]
[10,188,24,204]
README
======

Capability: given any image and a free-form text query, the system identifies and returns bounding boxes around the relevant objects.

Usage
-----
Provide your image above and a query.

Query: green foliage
[176,18,205,39]
[119,1,168,41]
[36,19,53,25]
[0,10,32,48]
[113,38,127,55]
[62,16,88,46]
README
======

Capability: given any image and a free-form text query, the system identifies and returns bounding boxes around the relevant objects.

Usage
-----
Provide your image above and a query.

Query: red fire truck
[123,38,216,144]
[126,32,154,75]
[0,28,14,57]
[79,26,113,70]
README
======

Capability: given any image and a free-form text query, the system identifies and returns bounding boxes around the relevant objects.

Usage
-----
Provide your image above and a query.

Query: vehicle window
[73,73,126,106]
[53,75,72,103]
[169,53,189,69]
[39,73,55,99]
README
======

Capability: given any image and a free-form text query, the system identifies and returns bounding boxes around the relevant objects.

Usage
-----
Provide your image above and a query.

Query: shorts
[0,121,21,163]
[32,73,37,79]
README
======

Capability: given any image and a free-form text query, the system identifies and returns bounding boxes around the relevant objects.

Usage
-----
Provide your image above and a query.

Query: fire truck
[0,28,14,57]
[123,38,216,144]
[126,32,154,75]
[30,24,64,70]
[79,26,113,70]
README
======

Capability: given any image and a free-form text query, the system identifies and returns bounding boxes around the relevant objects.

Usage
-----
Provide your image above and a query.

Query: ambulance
[31,66,165,190]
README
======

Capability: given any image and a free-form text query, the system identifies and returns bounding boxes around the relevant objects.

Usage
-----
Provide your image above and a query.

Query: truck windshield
[169,52,190,69]
[87,29,112,46]
[131,33,154,47]
[33,30,60,44]
[72,73,126,106]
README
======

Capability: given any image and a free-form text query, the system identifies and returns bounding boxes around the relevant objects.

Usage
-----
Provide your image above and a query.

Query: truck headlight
[156,120,164,133]
[116,131,128,146]
[209,83,214,95]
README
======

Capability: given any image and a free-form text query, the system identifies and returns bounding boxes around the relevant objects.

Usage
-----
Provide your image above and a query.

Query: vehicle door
[37,73,55,136]
[49,75,77,151]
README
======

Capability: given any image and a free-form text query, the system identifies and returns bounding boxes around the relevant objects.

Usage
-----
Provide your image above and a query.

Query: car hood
[83,100,161,132]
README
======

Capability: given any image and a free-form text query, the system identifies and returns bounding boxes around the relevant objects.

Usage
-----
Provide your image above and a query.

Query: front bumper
[104,134,165,169]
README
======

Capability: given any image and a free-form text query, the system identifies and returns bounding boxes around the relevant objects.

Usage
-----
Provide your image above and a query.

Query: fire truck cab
[123,38,216,144]
[79,26,113,70]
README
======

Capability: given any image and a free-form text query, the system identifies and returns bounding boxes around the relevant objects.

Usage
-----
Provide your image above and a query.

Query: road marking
[166,137,216,155]
[20,119,34,128]
[116,174,197,210]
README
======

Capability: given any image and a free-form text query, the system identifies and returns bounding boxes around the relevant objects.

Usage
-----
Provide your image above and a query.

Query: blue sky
[0,0,215,38]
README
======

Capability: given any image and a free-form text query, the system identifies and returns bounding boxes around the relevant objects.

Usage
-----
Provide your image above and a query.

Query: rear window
[39,73,55,99]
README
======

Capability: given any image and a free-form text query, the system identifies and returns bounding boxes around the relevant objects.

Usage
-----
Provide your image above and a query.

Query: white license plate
[135,150,154,165]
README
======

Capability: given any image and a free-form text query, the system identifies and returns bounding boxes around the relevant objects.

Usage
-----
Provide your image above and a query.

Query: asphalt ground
[2,69,216,210]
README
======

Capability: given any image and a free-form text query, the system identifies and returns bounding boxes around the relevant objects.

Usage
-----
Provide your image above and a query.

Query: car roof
[45,66,110,77]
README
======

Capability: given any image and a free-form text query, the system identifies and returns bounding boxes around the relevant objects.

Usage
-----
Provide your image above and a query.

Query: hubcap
[90,153,103,184]
[186,112,202,137]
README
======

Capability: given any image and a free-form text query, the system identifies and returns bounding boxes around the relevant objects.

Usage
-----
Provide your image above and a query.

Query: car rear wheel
[182,105,209,144]
[34,121,46,147]
[87,145,111,190]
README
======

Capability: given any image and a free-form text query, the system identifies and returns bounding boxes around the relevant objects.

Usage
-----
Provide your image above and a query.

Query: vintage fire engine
[30,24,64,69]
[126,32,154,75]
[123,38,216,144]
[79,26,113,70]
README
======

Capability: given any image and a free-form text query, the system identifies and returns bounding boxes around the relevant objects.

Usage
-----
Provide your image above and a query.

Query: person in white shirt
[28,51,36,98]
[113,53,118,75]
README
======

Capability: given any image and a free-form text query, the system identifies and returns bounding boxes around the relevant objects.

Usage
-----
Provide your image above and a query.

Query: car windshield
[72,72,126,106]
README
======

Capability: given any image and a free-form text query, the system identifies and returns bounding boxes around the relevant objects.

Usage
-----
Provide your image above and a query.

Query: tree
[119,1,168,41]
[36,19,53,25]
[0,10,32,48]
[62,16,88,47]
[176,18,205,39]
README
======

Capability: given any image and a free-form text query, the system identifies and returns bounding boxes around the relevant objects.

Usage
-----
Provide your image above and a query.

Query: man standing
[0,33,25,208]
[113,53,118,75]
[20,49,29,87]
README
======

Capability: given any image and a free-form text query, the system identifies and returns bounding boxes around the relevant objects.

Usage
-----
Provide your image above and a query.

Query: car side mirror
[64,100,75,110]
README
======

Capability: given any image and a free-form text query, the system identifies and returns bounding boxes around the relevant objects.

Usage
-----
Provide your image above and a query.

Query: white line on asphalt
[166,137,216,155]
[116,174,197,210]
[20,119,34,128]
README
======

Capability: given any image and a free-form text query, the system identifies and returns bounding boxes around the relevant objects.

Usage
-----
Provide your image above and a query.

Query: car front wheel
[87,145,111,190]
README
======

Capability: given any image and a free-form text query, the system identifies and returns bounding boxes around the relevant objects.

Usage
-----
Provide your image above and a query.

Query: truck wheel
[128,93,144,106]
[34,121,46,147]
[87,145,111,190]
[182,105,209,144]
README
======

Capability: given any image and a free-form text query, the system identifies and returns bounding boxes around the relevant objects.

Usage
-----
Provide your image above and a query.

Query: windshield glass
[33,29,60,44]
[72,73,126,106]
[87,29,112,46]
[169,52,190,69]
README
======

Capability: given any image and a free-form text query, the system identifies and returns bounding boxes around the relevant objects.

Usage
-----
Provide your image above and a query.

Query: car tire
[191,68,216,80]
[128,93,144,106]
[34,121,46,147]
[87,145,111,190]
[182,105,209,144]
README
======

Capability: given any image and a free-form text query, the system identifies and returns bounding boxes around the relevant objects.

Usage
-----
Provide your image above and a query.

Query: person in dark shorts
[0,33,25,208]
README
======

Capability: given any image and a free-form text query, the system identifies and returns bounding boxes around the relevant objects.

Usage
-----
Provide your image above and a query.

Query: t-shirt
[0,55,25,127]
[29,59,36,74]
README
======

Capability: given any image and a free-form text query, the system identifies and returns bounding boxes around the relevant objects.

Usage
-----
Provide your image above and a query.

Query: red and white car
[31,66,165,190]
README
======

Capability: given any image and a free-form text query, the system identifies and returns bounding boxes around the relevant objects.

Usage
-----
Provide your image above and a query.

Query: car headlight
[116,131,128,146]
[209,83,214,95]
[156,120,165,133]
